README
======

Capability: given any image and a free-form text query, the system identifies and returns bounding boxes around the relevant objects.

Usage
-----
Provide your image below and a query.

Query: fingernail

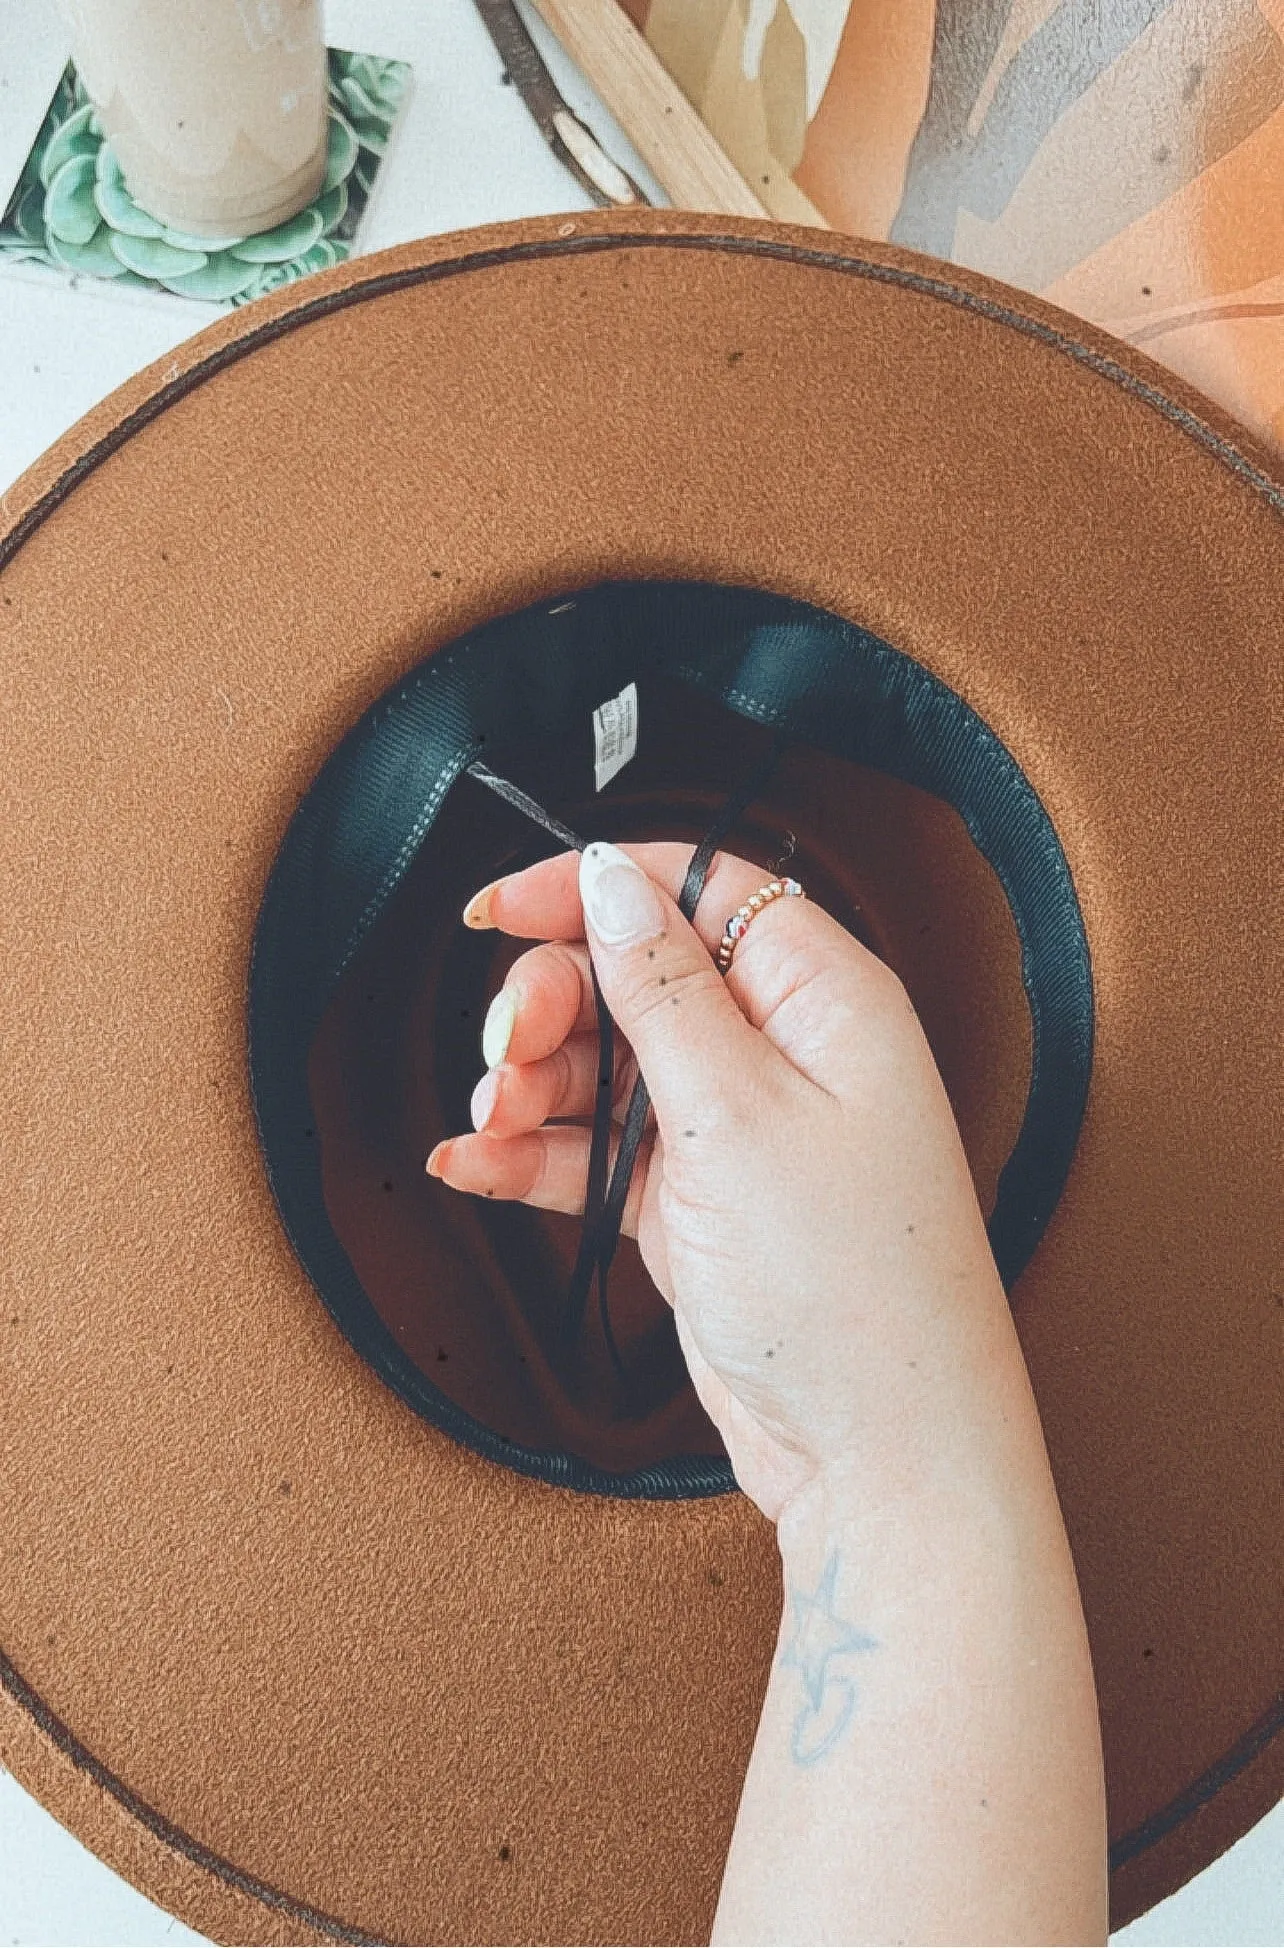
[462,878,502,929]
[470,1068,501,1131]
[425,1140,450,1178]
[482,986,518,1068]
[579,841,665,947]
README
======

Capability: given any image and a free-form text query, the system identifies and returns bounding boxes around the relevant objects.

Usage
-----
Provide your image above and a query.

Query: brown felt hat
[1,209,1281,1945]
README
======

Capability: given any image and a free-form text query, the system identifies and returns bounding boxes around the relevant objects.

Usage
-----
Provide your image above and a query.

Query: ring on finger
[715,877,805,973]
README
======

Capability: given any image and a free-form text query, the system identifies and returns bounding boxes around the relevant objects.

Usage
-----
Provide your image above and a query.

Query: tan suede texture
[1,211,1281,1944]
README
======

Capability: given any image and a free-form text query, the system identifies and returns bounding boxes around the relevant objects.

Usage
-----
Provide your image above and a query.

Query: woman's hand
[430,840,1108,1944]
[428,840,1018,1526]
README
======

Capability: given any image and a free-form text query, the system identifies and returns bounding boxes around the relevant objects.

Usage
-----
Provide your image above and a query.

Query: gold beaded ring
[715,877,805,973]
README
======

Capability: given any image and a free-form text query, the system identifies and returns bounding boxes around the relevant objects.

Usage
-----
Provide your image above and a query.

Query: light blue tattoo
[779,1548,878,1765]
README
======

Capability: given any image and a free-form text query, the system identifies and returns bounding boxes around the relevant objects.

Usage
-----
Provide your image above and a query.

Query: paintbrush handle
[528,0,770,216]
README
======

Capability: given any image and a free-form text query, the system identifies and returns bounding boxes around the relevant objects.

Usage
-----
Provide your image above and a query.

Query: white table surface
[1,1,1280,1941]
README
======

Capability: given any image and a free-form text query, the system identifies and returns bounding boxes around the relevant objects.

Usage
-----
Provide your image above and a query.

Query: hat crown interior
[248,578,1092,1494]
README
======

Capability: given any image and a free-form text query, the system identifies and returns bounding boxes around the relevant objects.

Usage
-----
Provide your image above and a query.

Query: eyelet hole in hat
[249,580,1092,1497]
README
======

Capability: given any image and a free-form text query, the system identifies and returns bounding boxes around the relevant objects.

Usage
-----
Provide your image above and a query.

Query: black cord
[465,762,584,851]
[571,728,790,1314]
[465,726,789,1394]
[464,761,624,1370]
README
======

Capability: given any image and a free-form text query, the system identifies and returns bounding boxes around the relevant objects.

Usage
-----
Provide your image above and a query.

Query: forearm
[712,1336,1108,1946]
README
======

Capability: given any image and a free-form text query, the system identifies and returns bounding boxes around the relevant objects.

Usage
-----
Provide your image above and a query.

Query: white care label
[592,681,638,792]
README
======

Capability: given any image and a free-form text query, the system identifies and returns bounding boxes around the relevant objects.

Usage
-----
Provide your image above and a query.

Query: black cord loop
[465,727,788,1393]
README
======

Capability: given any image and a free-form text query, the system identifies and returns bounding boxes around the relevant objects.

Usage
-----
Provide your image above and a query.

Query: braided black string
[465,762,624,1370]
[570,729,790,1324]
[465,727,788,1393]
[465,762,628,1375]
[465,763,584,850]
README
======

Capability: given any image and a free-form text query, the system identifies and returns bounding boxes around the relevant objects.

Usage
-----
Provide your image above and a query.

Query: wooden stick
[528,0,770,217]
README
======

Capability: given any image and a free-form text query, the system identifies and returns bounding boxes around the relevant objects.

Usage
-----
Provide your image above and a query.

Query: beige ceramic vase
[56,0,328,238]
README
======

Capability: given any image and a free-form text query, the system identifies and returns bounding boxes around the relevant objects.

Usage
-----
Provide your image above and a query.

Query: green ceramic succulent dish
[0,49,410,307]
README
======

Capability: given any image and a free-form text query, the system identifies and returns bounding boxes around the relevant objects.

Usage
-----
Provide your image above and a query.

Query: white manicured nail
[482,987,517,1068]
[579,841,665,947]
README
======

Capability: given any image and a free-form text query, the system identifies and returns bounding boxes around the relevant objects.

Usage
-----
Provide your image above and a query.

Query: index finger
[463,843,775,954]
[463,841,904,1101]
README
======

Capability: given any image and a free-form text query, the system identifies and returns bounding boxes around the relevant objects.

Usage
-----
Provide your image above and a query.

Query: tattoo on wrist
[779,1547,879,1765]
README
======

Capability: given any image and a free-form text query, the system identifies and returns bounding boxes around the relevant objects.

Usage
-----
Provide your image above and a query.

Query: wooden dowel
[528,0,771,217]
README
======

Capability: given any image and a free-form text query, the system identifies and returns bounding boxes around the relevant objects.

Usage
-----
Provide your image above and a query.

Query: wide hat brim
[1,210,1281,1945]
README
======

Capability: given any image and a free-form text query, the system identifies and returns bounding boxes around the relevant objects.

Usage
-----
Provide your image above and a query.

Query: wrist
[775,1394,1068,1594]
[774,1456,1011,1585]
[776,1280,1064,1570]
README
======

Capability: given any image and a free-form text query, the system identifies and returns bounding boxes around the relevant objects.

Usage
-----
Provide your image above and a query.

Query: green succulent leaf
[46,224,129,276]
[95,165,167,239]
[314,180,347,235]
[47,75,76,131]
[351,120,387,156]
[39,102,100,188]
[229,204,323,262]
[362,57,409,115]
[95,140,123,188]
[109,230,209,276]
[44,153,100,245]
[269,240,334,286]
[322,111,359,193]
[344,54,380,91]
[18,140,48,198]
[298,237,340,271]
[158,250,265,299]
[337,75,381,125]
[239,261,295,302]
[160,223,245,251]
[14,182,48,245]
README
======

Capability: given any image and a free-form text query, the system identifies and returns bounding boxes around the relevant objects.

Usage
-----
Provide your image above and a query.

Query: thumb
[578,840,762,1131]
